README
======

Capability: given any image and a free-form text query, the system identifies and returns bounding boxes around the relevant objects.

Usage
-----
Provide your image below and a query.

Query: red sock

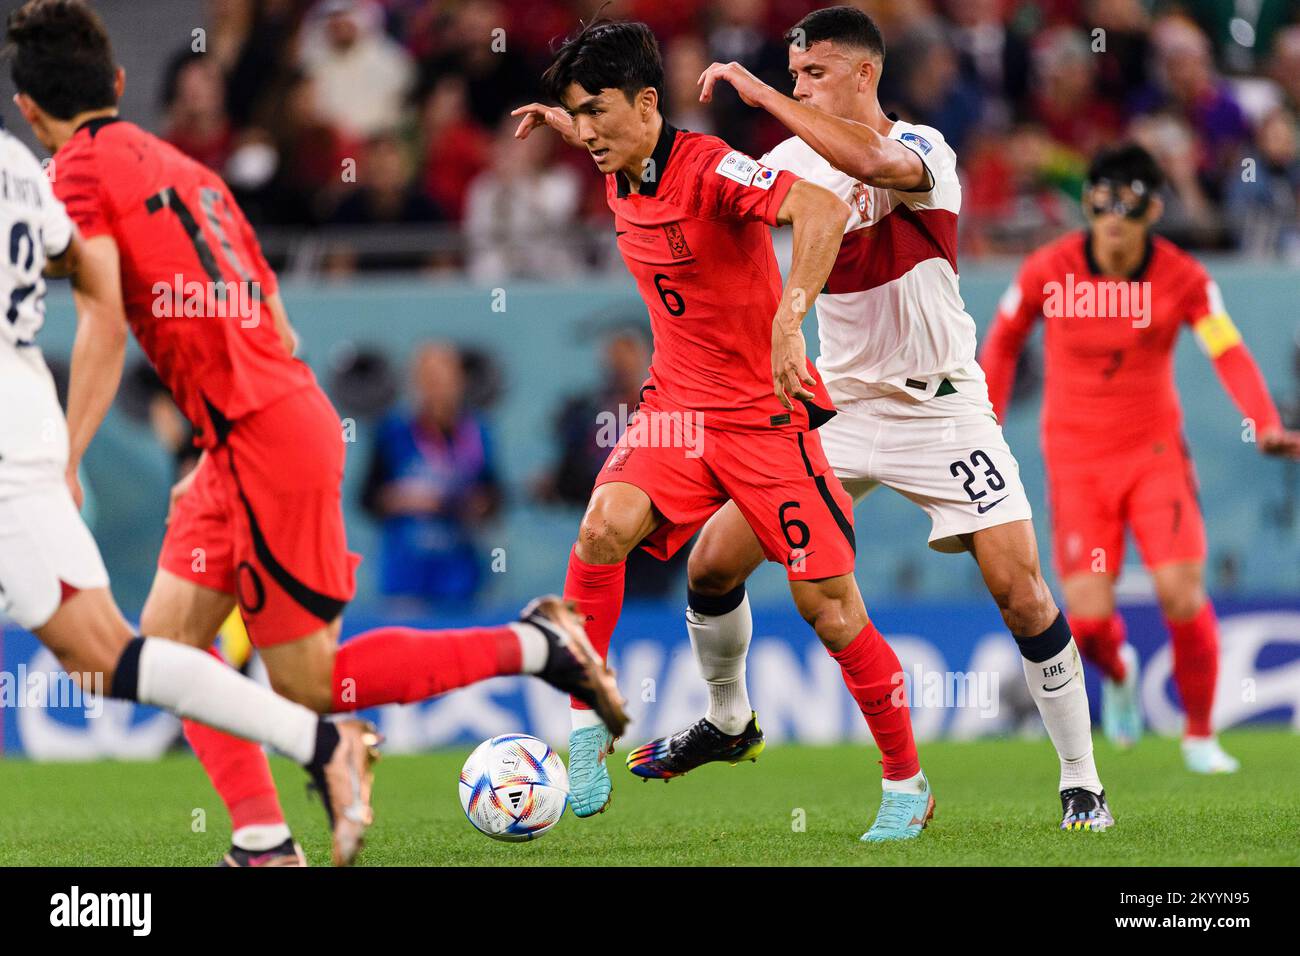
[182,649,285,832]
[829,621,920,780]
[563,546,625,710]
[1069,613,1127,683]
[1167,602,1219,738]
[331,625,522,711]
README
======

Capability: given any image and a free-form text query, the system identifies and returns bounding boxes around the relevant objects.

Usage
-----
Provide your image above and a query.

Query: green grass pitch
[1,728,1296,866]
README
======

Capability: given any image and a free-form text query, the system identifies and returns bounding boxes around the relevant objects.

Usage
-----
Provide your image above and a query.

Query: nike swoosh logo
[1043,678,1072,692]
[786,550,816,567]
[977,496,1008,514]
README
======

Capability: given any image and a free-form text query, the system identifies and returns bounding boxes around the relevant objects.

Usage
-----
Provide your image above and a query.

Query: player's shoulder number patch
[715,150,776,189]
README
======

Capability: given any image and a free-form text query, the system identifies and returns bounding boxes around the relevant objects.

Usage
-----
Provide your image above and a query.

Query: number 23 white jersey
[0,127,76,497]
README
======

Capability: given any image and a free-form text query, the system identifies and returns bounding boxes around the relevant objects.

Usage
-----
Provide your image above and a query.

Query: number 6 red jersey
[51,117,317,447]
[606,122,835,433]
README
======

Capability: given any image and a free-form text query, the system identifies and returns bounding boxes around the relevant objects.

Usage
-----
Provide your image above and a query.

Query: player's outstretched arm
[981,275,1043,422]
[1203,331,1300,458]
[770,179,851,408]
[65,233,129,505]
[698,61,925,190]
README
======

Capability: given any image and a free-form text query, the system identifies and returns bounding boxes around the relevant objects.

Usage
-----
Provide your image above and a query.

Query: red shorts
[594,408,856,580]
[159,386,360,647]
[1048,434,1206,578]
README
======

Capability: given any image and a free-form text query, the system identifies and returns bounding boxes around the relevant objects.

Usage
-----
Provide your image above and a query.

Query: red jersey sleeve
[1179,260,1282,433]
[678,144,797,226]
[50,143,112,240]
[981,252,1047,421]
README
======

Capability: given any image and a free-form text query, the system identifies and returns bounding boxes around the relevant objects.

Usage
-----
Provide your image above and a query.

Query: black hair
[1086,142,1166,191]
[6,0,118,119]
[784,5,885,58]
[541,16,663,106]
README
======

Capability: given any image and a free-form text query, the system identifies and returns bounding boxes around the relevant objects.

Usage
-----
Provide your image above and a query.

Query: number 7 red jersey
[606,122,835,433]
[51,117,317,447]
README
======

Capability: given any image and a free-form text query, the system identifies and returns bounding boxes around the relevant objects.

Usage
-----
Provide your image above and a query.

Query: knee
[794,592,860,651]
[988,565,1056,635]
[1157,585,1206,623]
[575,504,641,565]
[267,650,336,714]
[687,551,747,597]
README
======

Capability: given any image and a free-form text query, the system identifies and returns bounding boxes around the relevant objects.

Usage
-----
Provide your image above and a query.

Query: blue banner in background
[3,598,1298,758]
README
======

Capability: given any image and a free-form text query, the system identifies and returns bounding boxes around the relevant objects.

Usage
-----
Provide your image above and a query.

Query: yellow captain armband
[1193,313,1242,359]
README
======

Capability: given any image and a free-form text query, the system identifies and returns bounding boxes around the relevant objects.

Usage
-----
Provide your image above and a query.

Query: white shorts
[819,378,1032,553]
[0,485,109,631]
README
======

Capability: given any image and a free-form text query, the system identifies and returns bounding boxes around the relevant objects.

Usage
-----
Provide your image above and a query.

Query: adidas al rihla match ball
[458,733,569,841]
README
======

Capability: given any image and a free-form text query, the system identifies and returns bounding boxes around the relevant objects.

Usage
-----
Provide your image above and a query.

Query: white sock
[509,622,549,674]
[882,770,927,794]
[231,823,293,852]
[570,707,605,731]
[1020,638,1103,794]
[133,638,319,765]
[687,592,753,736]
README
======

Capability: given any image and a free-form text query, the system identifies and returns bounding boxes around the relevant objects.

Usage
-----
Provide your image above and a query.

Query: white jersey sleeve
[888,123,961,214]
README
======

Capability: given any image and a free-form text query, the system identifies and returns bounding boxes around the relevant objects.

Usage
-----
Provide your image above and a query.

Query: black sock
[109,636,147,701]
[687,584,746,617]
[309,719,341,768]
[1015,611,1072,663]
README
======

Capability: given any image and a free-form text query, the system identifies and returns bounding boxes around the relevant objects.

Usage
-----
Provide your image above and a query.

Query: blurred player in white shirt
[626,6,1113,833]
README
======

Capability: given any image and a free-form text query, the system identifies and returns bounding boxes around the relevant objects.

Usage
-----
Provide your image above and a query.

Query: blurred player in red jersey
[583,7,1111,834]
[8,0,626,866]
[981,142,1300,774]
[513,17,934,842]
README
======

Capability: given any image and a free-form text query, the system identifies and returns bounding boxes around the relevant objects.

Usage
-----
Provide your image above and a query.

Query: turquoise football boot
[861,774,934,842]
[567,724,615,817]
[1182,736,1240,774]
[1101,644,1143,748]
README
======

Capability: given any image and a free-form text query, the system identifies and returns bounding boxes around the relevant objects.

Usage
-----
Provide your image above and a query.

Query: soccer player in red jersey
[8,0,626,866]
[981,142,1300,773]
[513,18,933,841]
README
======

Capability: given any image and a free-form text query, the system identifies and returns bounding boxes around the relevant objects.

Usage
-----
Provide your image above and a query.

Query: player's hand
[166,465,200,524]
[698,61,772,108]
[772,324,817,409]
[65,467,84,510]
[510,103,582,149]
[1258,427,1300,459]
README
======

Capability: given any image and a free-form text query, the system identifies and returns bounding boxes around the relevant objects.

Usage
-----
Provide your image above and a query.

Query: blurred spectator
[300,0,415,139]
[419,75,492,222]
[664,34,717,135]
[361,343,501,608]
[943,0,1030,131]
[1131,16,1251,186]
[1267,25,1300,115]
[1226,108,1300,259]
[416,1,539,131]
[707,0,792,154]
[889,22,983,154]
[464,117,582,281]
[326,131,446,273]
[247,70,359,225]
[162,52,236,173]
[1030,27,1123,158]
[1130,113,1224,248]
[535,327,686,596]
[1087,0,1152,108]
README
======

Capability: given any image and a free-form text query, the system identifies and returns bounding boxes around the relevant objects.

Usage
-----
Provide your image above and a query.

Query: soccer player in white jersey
[624,6,1112,833]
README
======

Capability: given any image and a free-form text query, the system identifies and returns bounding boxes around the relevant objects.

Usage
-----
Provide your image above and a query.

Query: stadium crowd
[160,0,1300,275]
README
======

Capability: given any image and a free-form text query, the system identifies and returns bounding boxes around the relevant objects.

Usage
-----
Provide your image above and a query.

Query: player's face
[560,83,653,177]
[1084,179,1161,251]
[787,41,872,119]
